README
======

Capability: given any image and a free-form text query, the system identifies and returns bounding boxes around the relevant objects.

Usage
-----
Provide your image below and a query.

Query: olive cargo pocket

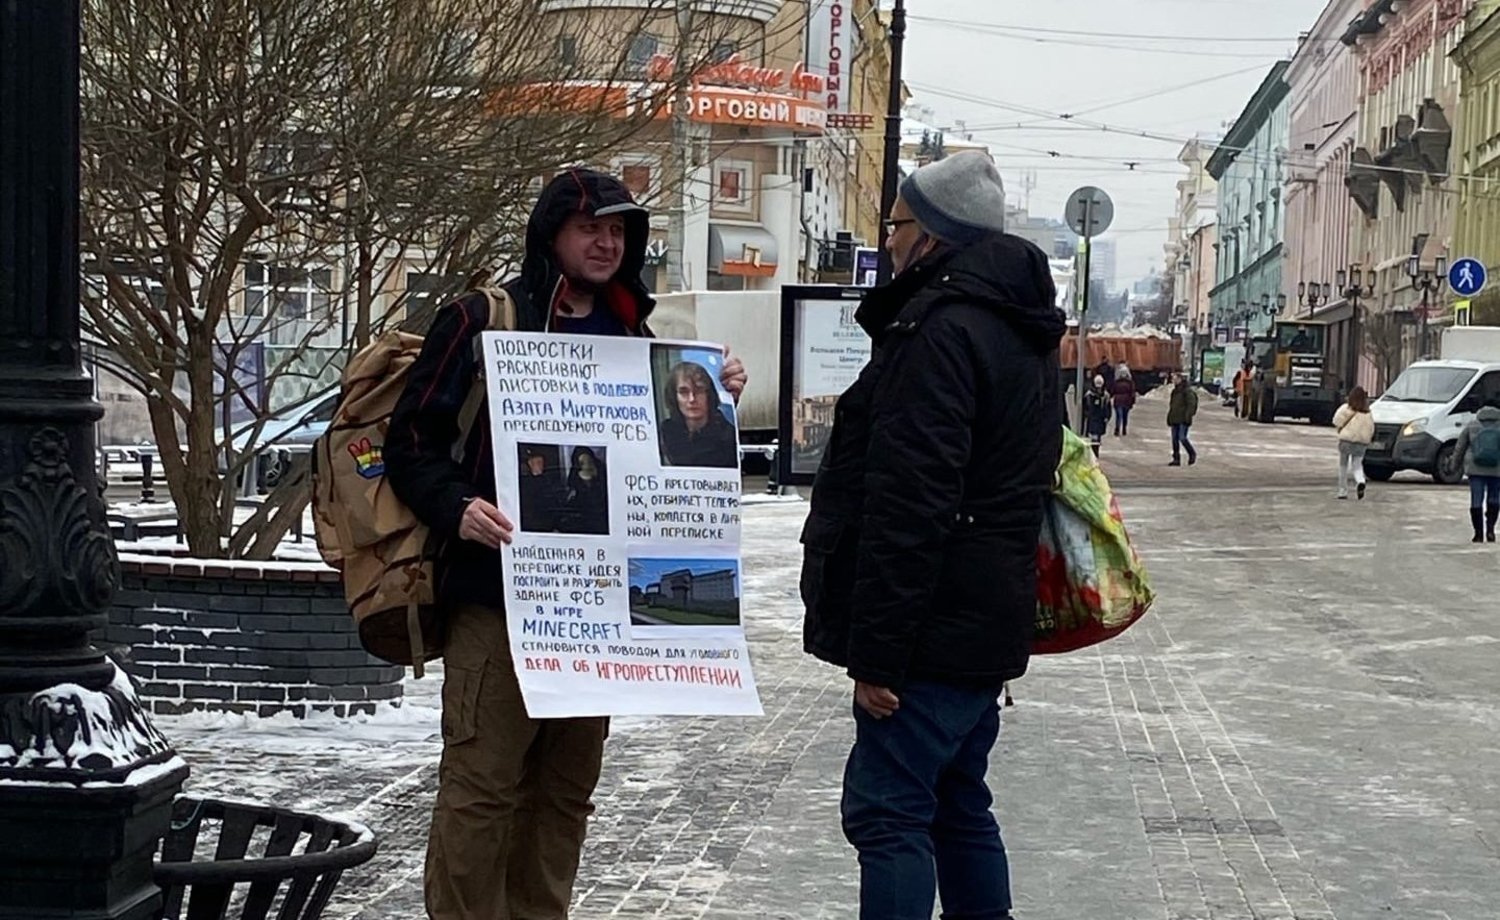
[440,664,482,745]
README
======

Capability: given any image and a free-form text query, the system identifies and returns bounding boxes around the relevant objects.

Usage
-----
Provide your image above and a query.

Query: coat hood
[515,169,655,330]
[857,233,1066,353]
[1478,406,1500,424]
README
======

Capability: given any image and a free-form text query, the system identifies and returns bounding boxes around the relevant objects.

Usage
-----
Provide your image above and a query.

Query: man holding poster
[386,170,746,920]
[800,152,1065,920]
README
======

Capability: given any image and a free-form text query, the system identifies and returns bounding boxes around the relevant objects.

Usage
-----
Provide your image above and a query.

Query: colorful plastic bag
[1033,427,1154,654]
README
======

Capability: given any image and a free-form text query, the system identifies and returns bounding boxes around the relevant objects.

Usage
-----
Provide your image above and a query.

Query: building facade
[1453,0,1500,324]
[1167,136,1219,372]
[1208,62,1292,340]
[1343,0,1466,389]
[1283,0,1363,388]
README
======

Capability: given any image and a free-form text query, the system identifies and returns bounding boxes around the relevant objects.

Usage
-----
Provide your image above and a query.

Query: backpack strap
[452,287,519,463]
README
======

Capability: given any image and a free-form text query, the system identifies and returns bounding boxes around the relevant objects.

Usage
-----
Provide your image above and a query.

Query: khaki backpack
[311,288,516,677]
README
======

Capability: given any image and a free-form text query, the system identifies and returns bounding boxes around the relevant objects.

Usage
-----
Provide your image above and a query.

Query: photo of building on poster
[517,443,610,536]
[628,557,742,631]
[650,343,739,469]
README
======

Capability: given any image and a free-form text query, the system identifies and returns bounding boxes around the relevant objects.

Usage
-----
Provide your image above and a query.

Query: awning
[709,224,778,277]
[1310,299,1355,325]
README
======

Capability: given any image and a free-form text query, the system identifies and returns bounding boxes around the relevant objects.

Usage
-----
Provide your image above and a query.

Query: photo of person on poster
[653,346,739,469]
[516,443,610,536]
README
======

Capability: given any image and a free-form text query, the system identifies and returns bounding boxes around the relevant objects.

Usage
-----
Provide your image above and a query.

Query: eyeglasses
[884,218,917,236]
[676,385,708,399]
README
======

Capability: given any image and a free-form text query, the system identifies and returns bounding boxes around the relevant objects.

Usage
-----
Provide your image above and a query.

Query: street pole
[1074,230,1093,434]
[875,0,907,286]
[665,0,693,293]
[0,2,188,916]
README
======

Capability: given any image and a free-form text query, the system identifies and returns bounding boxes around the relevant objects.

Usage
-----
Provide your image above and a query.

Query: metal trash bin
[155,796,378,920]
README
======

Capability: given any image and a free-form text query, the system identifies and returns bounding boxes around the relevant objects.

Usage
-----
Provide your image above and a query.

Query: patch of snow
[742,492,805,506]
[5,664,174,774]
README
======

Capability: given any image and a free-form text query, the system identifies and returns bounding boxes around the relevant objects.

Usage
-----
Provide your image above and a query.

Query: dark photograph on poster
[517,443,610,536]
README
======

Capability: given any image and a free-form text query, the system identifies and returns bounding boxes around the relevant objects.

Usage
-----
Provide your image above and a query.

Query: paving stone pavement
[162,395,1500,919]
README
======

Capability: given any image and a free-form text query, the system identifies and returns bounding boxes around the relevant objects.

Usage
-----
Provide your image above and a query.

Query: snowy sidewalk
[161,445,1500,918]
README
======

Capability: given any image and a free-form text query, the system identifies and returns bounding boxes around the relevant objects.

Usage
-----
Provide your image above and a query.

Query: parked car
[230,392,338,489]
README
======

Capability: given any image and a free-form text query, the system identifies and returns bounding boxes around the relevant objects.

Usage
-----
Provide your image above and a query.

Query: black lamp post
[1338,264,1377,391]
[1408,253,1448,360]
[1,2,188,917]
[875,0,907,286]
[1298,280,1328,313]
[1260,292,1287,318]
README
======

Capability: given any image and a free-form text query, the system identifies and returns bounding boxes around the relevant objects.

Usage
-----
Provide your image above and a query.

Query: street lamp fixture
[1337,264,1377,390]
[1299,281,1327,311]
[1408,252,1448,359]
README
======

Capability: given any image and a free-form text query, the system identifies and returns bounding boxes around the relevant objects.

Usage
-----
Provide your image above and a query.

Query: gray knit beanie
[899,151,1007,245]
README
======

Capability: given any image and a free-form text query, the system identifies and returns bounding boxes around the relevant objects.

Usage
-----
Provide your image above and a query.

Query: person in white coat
[1332,386,1375,500]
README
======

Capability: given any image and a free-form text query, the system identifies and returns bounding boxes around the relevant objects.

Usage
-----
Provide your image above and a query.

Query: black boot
[1487,505,1498,543]
[1472,508,1485,544]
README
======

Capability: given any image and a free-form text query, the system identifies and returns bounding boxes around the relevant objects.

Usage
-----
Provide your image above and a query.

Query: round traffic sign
[1064,186,1114,239]
[1449,257,1487,297]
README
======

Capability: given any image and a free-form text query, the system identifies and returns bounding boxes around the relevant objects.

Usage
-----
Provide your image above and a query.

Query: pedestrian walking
[1231,364,1247,418]
[1111,365,1137,436]
[384,169,747,920]
[1084,375,1111,456]
[1332,387,1375,500]
[1455,405,1500,543]
[800,151,1064,920]
[1167,373,1199,466]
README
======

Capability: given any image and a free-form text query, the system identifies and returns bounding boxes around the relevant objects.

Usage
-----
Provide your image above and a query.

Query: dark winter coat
[800,233,1066,690]
[385,170,654,609]
[660,410,739,469]
[1167,383,1199,426]
[1111,377,1137,409]
[1084,387,1111,436]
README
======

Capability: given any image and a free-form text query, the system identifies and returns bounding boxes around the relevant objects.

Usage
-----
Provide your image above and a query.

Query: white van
[1363,327,1500,483]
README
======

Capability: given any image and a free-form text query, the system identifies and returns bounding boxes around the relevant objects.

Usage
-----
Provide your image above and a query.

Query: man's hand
[720,347,748,405]
[459,498,514,549]
[854,681,900,719]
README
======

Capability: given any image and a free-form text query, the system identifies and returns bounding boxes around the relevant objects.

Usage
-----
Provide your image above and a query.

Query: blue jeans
[1114,405,1131,435]
[1470,475,1500,509]
[1171,423,1197,463]
[842,682,1011,920]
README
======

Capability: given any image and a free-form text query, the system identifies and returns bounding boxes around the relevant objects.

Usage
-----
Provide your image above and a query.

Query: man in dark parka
[800,151,1065,919]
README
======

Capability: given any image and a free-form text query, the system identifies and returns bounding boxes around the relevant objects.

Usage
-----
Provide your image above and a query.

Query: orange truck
[1061,330,1182,395]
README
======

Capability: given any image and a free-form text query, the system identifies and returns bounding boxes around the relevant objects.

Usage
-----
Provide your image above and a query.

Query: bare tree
[1362,309,1410,393]
[80,0,744,558]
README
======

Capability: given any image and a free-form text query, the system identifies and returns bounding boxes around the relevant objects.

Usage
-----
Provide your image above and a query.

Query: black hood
[514,169,655,331]
[858,233,1067,353]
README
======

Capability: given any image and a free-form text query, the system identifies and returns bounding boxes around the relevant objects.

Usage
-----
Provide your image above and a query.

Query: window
[710,41,737,63]
[245,263,333,320]
[558,35,578,68]
[713,160,753,214]
[627,33,660,75]
[622,163,652,198]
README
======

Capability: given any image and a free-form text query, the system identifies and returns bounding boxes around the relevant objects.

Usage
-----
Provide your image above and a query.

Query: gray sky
[899,0,1326,288]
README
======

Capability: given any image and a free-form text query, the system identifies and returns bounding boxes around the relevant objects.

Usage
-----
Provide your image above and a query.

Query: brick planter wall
[100,551,405,718]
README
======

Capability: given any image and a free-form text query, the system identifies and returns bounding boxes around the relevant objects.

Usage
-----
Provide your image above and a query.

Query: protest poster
[482,331,763,718]
[777,285,872,485]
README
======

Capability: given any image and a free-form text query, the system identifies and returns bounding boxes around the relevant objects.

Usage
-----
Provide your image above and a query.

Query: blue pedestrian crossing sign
[1450,257,1487,297]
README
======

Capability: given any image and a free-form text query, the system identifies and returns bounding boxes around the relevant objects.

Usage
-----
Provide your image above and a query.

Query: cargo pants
[425,603,609,920]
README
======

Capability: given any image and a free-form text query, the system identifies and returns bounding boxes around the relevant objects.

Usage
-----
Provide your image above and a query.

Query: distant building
[645,568,738,607]
[1208,61,1291,340]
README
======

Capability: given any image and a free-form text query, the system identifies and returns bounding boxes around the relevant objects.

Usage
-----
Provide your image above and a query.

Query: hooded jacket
[1457,406,1500,477]
[800,233,1066,689]
[385,170,655,609]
